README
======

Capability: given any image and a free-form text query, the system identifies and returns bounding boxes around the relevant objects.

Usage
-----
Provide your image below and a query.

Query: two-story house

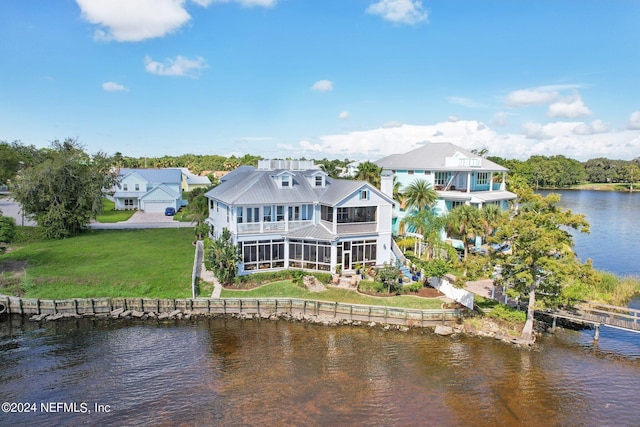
[113,168,183,213]
[205,160,394,275]
[375,142,517,235]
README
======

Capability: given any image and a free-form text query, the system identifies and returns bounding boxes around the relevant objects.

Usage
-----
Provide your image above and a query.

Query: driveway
[0,196,37,226]
[90,211,195,229]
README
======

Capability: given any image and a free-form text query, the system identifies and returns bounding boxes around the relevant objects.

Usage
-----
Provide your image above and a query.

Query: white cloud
[628,111,640,129]
[446,96,485,109]
[522,122,552,140]
[202,0,277,6]
[311,80,333,92]
[547,93,592,118]
[573,120,610,135]
[102,81,128,92]
[366,0,428,25]
[448,115,460,122]
[288,119,640,161]
[338,111,350,120]
[383,121,403,128]
[506,88,559,108]
[144,55,208,78]
[76,0,191,42]
[492,112,508,127]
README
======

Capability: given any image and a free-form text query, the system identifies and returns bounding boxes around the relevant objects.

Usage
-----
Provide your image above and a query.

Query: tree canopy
[13,139,117,239]
[403,179,438,212]
[491,189,590,343]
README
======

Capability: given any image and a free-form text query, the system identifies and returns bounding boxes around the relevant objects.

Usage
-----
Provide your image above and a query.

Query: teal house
[375,142,517,238]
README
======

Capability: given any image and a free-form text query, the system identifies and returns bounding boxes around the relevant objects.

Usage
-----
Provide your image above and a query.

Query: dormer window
[315,176,323,187]
[360,189,370,200]
[282,175,290,188]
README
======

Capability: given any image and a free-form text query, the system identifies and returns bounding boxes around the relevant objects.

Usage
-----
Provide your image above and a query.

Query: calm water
[1,190,639,426]
[538,190,640,277]
[1,317,639,427]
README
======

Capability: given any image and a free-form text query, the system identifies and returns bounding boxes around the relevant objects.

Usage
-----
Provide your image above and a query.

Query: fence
[0,295,462,328]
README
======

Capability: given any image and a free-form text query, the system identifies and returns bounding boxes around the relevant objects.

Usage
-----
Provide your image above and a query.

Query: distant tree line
[3,139,639,190]
[488,154,640,189]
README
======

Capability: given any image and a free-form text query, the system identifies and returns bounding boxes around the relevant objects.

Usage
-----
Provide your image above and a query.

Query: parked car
[165,207,176,216]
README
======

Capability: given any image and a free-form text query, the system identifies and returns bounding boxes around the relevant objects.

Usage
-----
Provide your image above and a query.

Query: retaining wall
[0,295,462,328]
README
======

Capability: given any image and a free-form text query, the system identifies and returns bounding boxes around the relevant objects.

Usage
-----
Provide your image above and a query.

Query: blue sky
[1,0,639,161]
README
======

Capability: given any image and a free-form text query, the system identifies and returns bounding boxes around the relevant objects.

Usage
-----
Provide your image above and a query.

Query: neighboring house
[113,168,183,213]
[205,159,394,275]
[375,142,517,236]
[339,161,362,178]
[172,168,211,192]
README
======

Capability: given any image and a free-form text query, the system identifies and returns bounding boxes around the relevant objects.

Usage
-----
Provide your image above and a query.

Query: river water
[1,190,639,426]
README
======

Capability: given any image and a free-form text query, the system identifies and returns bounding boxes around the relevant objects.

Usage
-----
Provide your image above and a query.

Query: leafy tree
[0,213,16,253]
[403,179,438,211]
[376,264,402,294]
[356,161,382,188]
[619,164,640,192]
[0,142,21,185]
[492,189,589,343]
[13,139,117,239]
[204,229,241,286]
[421,258,450,279]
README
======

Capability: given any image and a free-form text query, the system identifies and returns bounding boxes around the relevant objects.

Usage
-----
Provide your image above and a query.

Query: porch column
[467,172,471,192]
[489,173,494,192]
[284,238,290,269]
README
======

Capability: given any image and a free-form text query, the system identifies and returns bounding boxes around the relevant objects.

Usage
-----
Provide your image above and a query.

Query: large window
[476,172,490,185]
[246,207,259,223]
[336,206,376,223]
[263,205,272,222]
[237,207,243,223]
[276,206,285,221]
[288,239,331,271]
[240,239,285,271]
[124,199,134,208]
[321,205,333,222]
[435,172,451,186]
[288,206,300,221]
[338,240,377,269]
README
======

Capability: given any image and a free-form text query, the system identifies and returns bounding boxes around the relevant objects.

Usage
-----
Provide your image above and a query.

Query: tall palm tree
[392,175,405,207]
[356,161,382,188]
[403,179,438,212]
[445,204,483,259]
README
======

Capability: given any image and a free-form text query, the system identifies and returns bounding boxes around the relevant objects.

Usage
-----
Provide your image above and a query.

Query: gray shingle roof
[375,142,508,172]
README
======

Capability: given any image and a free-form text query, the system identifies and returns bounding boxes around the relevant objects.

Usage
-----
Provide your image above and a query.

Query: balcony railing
[336,222,376,234]
[237,220,313,234]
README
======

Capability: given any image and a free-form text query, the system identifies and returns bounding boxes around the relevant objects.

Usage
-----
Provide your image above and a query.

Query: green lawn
[221,281,444,309]
[0,228,195,299]
[95,198,136,223]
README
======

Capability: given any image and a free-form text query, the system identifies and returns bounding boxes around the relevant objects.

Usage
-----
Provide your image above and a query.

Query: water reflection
[1,316,640,426]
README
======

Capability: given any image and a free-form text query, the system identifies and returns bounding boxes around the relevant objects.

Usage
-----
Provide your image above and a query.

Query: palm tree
[400,208,446,259]
[445,204,483,259]
[480,204,505,238]
[356,161,382,188]
[403,179,438,212]
[392,176,405,207]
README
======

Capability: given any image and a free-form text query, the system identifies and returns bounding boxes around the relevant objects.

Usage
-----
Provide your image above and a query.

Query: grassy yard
[0,228,195,299]
[220,281,445,309]
[95,198,136,223]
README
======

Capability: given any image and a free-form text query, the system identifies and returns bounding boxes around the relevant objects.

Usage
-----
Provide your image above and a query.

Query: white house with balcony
[204,160,394,275]
[375,142,517,236]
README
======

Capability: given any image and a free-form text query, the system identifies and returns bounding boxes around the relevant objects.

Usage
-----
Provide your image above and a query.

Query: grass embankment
[220,280,444,310]
[0,228,194,299]
[566,183,638,191]
[95,198,136,223]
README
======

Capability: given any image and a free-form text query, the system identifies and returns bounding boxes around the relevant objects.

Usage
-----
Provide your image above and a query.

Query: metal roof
[120,168,182,185]
[205,168,393,207]
[375,142,508,172]
[286,224,337,241]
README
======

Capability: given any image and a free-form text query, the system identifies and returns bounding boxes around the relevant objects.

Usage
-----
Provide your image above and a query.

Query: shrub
[400,282,423,294]
[487,304,526,323]
[358,280,386,294]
